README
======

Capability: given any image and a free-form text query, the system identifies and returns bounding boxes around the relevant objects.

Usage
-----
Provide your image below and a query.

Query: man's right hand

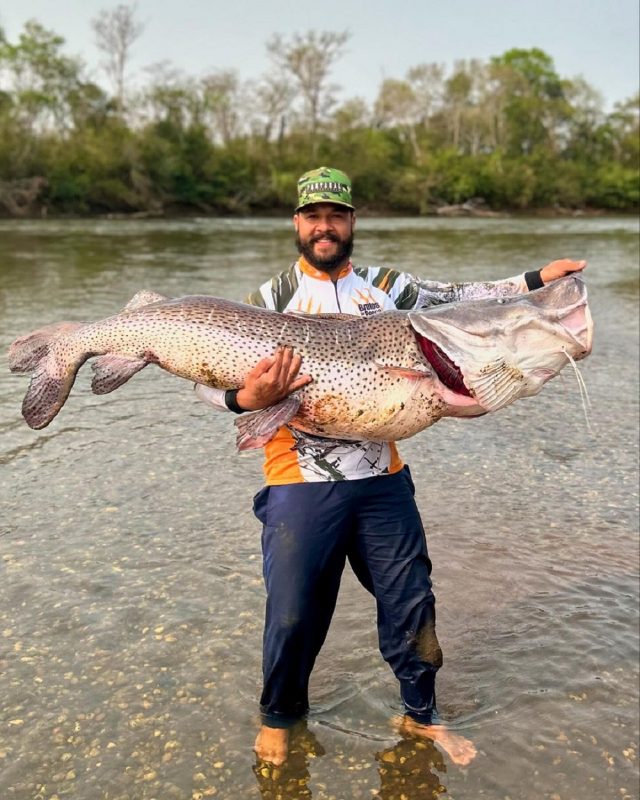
[235,346,312,411]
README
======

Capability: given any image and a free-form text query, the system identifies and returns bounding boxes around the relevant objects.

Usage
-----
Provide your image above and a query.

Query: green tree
[490,48,571,156]
[0,20,86,186]
[375,78,423,162]
[0,20,84,132]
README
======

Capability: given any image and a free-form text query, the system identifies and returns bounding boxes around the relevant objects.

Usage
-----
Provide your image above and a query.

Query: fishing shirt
[213,258,541,485]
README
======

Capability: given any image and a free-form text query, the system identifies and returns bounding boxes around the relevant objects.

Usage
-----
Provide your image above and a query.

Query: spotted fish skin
[8,276,593,441]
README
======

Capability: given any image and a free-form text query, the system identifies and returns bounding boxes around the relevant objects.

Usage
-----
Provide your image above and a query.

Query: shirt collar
[299,256,352,281]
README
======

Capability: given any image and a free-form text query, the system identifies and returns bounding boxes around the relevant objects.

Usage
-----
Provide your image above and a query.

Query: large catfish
[8,276,593,449]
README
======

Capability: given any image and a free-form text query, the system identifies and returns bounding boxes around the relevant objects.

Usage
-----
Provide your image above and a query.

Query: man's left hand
[540,259,587,284]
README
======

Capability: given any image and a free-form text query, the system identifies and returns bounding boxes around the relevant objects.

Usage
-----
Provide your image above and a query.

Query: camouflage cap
[296,166,354,211]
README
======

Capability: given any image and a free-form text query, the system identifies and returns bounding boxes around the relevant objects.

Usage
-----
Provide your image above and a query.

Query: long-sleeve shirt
[210,257,542,484]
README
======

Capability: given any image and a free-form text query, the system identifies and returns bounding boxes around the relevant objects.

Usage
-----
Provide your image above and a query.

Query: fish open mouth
[417,335,472,397]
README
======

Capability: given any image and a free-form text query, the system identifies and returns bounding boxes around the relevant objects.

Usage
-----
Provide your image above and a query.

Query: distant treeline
[0,16,638,216]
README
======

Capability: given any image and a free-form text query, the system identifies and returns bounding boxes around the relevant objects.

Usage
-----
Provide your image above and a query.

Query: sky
[1,0,639,110]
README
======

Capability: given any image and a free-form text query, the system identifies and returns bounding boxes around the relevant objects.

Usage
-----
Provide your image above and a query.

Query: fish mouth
[417,335,472,397]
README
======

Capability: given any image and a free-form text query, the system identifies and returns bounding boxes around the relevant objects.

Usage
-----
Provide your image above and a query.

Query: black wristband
[524,269,545,290]
[225,388,245,414]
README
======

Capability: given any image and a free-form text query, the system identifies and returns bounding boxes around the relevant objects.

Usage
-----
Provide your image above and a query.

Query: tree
[92,2,144,115]
[0,19,87,181]
[562,77,607,162]
[331,98,371,136]
[406,63,445,126]
[138,62,197,131]
[253,74,295,144]
[374,78,423,162]
[607,93,640,166]
[373,63,445,163]
[201,69,245,146]
[443,60,476,151]
[489,48,571,156]
[266,29,350,157]
[0,21,84,130]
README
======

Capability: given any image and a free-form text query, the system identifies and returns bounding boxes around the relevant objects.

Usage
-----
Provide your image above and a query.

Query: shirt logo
[358,302,382,317]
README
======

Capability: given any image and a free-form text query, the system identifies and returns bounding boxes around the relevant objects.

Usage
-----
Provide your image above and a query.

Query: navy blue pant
[252,467,442,729]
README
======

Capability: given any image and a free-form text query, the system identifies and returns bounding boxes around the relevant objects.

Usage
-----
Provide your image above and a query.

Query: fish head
[409,275,593,413]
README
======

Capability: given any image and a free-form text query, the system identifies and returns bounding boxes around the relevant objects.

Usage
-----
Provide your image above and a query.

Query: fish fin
[122,290,169,311]
[467,359,525,411]
[8,322,83,373]
[9,323,86,429]
[374,363,430,380]
[22,358,76,429]
[234,395,301,451]
[91,355,148,394]
[9,331,88,429]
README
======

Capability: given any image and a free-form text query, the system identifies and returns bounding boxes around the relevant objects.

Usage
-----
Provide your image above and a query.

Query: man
[203,167,586,766]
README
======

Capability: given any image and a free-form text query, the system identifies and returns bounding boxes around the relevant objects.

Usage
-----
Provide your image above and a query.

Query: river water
[0,216,638,800]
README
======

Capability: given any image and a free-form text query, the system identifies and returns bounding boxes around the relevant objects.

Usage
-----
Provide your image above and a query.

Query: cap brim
[295,200,355,212]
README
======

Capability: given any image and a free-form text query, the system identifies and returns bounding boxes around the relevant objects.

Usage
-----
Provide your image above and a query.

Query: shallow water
[0,215,638,800]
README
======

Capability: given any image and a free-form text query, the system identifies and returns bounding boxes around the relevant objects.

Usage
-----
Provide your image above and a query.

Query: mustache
[310,232,341,244]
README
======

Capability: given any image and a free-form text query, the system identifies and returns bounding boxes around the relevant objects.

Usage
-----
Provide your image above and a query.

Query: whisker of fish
[562,347,594,433]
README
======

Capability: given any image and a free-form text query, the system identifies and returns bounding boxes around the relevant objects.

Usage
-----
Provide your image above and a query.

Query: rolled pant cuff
[403,708,440,726]
[260,711,305,729]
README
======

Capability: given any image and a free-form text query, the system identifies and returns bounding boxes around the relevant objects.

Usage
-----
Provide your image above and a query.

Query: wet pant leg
[347,468,442,724]
[253,482,353,728]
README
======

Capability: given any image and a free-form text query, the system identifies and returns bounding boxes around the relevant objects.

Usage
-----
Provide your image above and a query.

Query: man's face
[294,203,355,273]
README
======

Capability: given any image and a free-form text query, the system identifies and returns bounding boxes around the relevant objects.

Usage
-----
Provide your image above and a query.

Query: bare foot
[395,716,477,766]
[254,725,289,766]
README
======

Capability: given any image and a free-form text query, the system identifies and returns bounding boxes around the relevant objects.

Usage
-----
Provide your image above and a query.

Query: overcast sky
[2,0,638,110]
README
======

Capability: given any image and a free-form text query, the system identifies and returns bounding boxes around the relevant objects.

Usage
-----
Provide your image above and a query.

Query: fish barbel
[8,276,593,448]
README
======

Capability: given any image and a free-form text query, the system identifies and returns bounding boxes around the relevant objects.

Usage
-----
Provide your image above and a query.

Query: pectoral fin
[234,395,301,451]
[91,355,148,394]
[466,359,525,411]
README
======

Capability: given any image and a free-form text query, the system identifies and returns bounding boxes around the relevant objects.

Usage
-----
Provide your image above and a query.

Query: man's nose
[314,218,334,233]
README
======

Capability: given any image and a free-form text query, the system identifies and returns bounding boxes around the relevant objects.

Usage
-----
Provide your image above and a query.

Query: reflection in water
[376,736,447,799]
[253,722,324,799]
[253,724,449,800]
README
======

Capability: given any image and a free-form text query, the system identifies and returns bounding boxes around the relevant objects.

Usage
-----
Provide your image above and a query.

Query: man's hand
[236,346,312,411]
[540,259,587,284]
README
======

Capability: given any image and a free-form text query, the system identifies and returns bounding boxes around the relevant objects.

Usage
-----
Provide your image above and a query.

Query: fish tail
[8,322,84,373]
[8,322,87,429]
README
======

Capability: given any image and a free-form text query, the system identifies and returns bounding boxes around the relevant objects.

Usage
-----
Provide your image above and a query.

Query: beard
[296,231,354,273]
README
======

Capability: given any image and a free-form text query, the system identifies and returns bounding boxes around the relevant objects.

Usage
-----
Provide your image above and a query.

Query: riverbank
[1,203,634,221]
